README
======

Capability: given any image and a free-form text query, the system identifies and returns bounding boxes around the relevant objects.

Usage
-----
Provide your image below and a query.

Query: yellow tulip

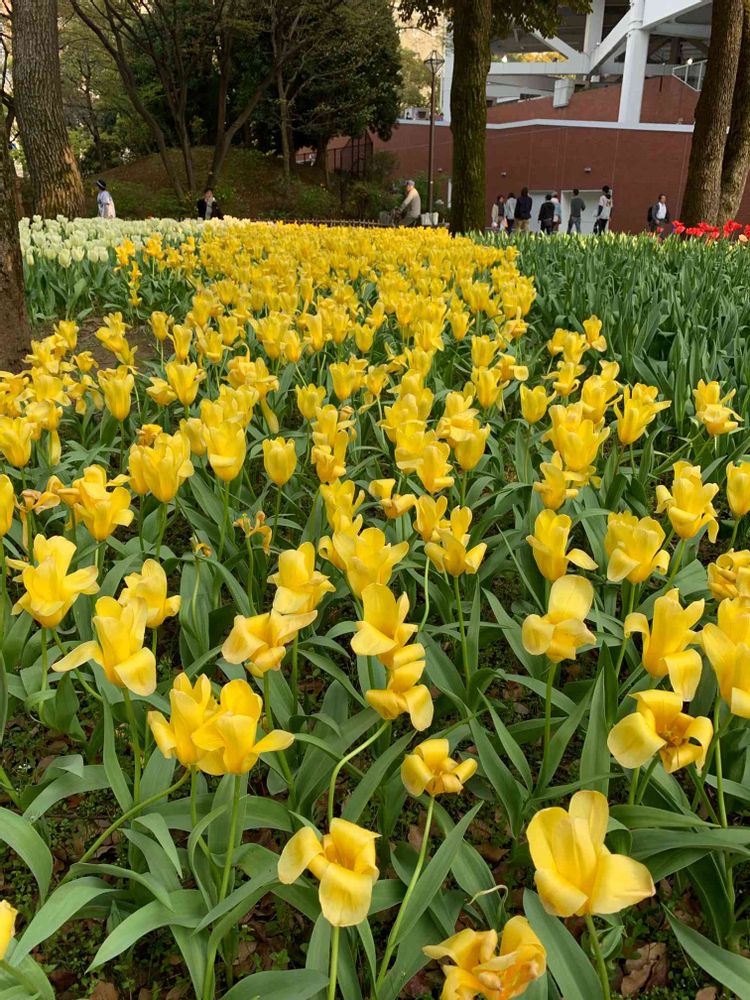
[604,511,670,584]
[312,432,349,484]
[268,541,335,613]
[368,478,416,519]
[165,360,205,407]
[547,327,586,362]
[329,358,367,401]
[655,461,719,542]
[351,583,423,667]
[625,589,704,700]
[608,690,713,773]
[521,575,595,663]
[448,306,471,341]
[702,597,750,716]
[423,918,546,1000]
[412,494,449,542]
[471,334,498,368]
[520,385,551,424]
[320,479,364,529]
[11,535,98,628]
[707,550,750,602]
[54,596,156,695]
[192,679,293,775]
[149,310,173,342]
[136,423,165,446]
[614,384,670,445]
[544,404,609,477]
[435,390,479,446]
[222,609,317,677]
[121,559,181,628]
[583,315,607,351]
[333,526,409,598]
[424,507,487,577]
[544,360,586,398]
[402,739,477,797]
[205,421,246,483]
[128,431,194,502]
[727,461,750,519]
[533,453,579,511]
[413,440,454,494]
[148,673,219,768]
[527,510,597,582]
[580,368,621,424]
[694,379,741,436]
[262,436,297,486]
[0,416,34,467]
[0,900,18,960]
[471,366,504,409]
[71,464,134,542]
[296,383,327,421]
[98,365,134,421]
[527,790,655,916]
[146,377,177,407]
[278,818,379,927]
[0,474,14,536]
[366,656,434,730]
[453,422,491,472]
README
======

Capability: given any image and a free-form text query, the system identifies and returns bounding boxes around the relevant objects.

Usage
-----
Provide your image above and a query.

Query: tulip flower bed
[1,221,749,1000]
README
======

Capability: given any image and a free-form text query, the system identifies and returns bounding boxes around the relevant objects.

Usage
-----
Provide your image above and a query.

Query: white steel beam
[590,10,633,70]
[618,0,648,123]
[584,0,606,51]
[530,31,582,60]
[642,0,711,32]
[488,55,588,75]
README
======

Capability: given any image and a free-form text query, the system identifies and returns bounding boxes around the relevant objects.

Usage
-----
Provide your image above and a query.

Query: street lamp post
[424,48,445,223]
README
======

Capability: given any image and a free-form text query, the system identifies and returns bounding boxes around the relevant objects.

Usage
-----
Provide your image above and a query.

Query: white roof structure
[440,0,712,124]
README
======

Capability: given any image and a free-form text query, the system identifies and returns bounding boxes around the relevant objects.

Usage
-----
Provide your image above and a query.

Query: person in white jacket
[96,179,116,219]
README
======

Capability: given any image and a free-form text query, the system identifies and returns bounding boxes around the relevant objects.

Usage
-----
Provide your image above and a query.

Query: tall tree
[397,1,589,234]
[0,109,29,369]
[719,0,750,223]
[681,0,743,224]
[11,0,85,217]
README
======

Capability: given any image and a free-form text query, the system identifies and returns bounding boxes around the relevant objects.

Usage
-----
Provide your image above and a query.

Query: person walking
[397,179,421,227]
[505,192,516,233]
[491,194,507,230]
[197,188,224,221]
[514,187,532,232]
[551,193,562,233]
[648,193,670,234]
[567,188,586,234]
[594,185,612,234]
[538,194,555,235]
[96,179,116,219]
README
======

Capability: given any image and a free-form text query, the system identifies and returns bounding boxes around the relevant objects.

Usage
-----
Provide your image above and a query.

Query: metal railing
[672,60,706,92]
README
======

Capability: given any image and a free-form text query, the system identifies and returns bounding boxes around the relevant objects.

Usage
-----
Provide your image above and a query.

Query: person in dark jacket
[538,194,555,235]
[514,186,532,232]
[648,193,670,233]
[196,188,224,221]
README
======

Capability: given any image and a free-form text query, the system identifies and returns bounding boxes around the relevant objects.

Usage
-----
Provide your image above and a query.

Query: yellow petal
[277,827,323,884]
[318,861,375,926]
[608,713,665,769]
[589,852,655,914]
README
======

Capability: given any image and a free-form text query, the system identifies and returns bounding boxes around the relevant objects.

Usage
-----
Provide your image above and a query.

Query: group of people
[491,185,614,235]
[95,179,225,221]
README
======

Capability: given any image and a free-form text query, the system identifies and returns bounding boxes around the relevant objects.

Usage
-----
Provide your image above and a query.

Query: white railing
[672,60,706,92]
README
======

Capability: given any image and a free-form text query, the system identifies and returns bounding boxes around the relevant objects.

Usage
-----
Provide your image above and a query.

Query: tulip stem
[155,503,168,558]
[453,575,470,688]
[687,764,721,826]
[327,722,389,827]
[67,768,190,878]
[40,627,48,693]
[273,484,282,544]
[714,700,728,828]
[328,924,340,1000]
[123,689,141,803]
[245,538,256,614]
[290,633,300,710]
[728,517,740,552]
[218,481,230,562]
[420,558,431,629]
[584,914,611,1000]
[538,659,559,787]
[264,672,297,808]
[375,795,435,994]
[634,756,658,805]
[627,767,639,806]
[614,584,635,681]
[665,538,685,586]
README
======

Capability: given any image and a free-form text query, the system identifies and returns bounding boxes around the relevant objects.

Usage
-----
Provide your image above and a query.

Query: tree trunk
[719,2,750,222]
[277,66,292,189]
[449,0,491,234]
[12,0,85,219]
[681,0,743,225]
[0,112,30,370]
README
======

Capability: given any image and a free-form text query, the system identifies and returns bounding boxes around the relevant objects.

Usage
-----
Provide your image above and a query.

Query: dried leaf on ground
[621,942,668,996]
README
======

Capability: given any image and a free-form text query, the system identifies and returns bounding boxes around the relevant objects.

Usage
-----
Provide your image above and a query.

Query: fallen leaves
[620,942,668,996]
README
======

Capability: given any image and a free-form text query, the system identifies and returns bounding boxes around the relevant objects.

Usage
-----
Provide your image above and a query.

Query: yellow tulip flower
[366,655,433,730]
[544,360,586,398]
[702,597,750,716]
[707,550,750,602]
[0,900,18,960]
[521,575,595,663]
[149,310,173,342]
[471,334,498,368]
[222,609,317,677]
[604,511,670,584]
[368,478,416,519]
[727,461,750,519]
[544,404,609,477]
[11,535,98,628]
[121,559,181,628]
[435,390,479,446]
[547,327,587,362]
[608,690,713,773]
[694,379,741,436]
[402,739,477,797]
[625,589,704,700]
[146,377,177,407]
[148,673,219,768]
[320,479,365,529]
[0,416,34,467]
[333,526,409,598]
[296,383,327,421]
[262,436,297,486]
[268,541,335,613]
[351,583,423,667]
[533,453,579,511]
[412,494,449,542]
[205,421,246,483]
[165,361,205,407]
[54,596,156,696]
[98,365,134,421]
[520,384,551,424]
[580,369,621,424]
[71,464,134,542]
[528,790,654,916]
[655,461,719,542]
[614,384,670,445]
[312,432,349,484]
[448,306,471,341]
[527,510,597,582]
[278,818,379,927]
[583,314,607,352]
[424,918,546,1000]
[453,422,491,472]
[0,474,14,536]
[471,366,504,409]
[128,431,194,502]
[192,679,293,775]
[424,507,487,577]
[329,358,367,401]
